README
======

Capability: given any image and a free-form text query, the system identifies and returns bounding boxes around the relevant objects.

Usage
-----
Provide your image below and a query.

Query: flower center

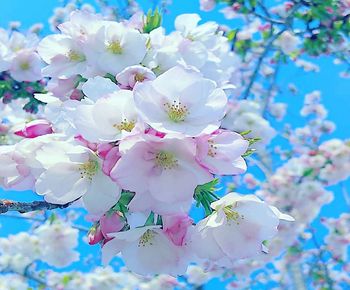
[68,50,86,62]
[207,139,218,157]
[113,119,135,132]
[187,34,196,41]
[20,62,30,71]
[155,151,178,170]
[164,100,189,123]
[107,41,123,55]
[138,229,156,247]
[134,73,146,82]
[79,159,99,181]
[223,205,245,225]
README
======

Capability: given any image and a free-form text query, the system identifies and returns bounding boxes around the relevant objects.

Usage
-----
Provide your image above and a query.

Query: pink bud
[88,225,104,245]
[233,3,241,11]
[163,214,193,246]
[14,119,53,138]
[285,2,294,10]
[70,89,84,100]
[100,213,125,240]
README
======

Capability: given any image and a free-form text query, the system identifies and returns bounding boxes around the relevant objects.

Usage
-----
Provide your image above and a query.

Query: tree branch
[242,29,286,100]
[0,199,73,214]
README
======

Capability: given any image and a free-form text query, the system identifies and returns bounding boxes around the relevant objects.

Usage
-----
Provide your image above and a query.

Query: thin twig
[263,55,282,117]
[341,182,350,208]
[247,157,272,177]
[0,199,74,214]
[242,2,301,99]
[310,228,334,290]
[242,29,286,99]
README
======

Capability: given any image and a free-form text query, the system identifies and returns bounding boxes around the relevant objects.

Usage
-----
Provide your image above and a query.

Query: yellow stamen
[223,205,245,225]
[164,100,189,123]
[79,159,99,181]
[155,151,178,170]
[138,229,156,247]
[20,62,30,70]
[107,41,123,55]
[68,50,86,62]
[113,119,135,132]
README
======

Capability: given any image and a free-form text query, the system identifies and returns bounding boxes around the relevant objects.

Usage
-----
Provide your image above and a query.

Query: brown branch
[0,199,73,214]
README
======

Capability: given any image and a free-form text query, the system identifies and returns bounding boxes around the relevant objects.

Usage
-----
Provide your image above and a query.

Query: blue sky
[0,0,349,289]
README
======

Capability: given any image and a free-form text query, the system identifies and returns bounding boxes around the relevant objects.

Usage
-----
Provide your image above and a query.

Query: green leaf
[62,275,73,286]
[195,179,220,197]
[48,213,57,224]
[110,190,135,217]
[104,73,117,84]
[143,8,162,33]
[156,215,163,226]
[226,30,237,42]
[240,130,252,136]
[194,179,220,216]
[144,212,155,226]
[247,137,261,146]
[288,245,302,255]
[302,168,314,177]
[242,149,256,157]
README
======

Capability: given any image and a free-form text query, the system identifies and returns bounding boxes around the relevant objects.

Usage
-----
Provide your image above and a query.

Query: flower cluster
[0,221,79,272]
[0,29,42,82]
[0,10,293,276]
[0,29,46,113]
[322,213,350,262]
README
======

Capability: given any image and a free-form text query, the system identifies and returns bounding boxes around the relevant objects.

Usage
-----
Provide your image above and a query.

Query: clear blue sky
[0,1,349,289]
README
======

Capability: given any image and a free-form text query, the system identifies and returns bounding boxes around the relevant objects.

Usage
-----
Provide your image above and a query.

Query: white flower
[81,76,119,102]
[134,65,227,136]
[275,31,300,54]
[0,42,11,72]
[9,50,42,82]
[57,10,103,40]
[35,143,121,216]
[73,89,139,142]
[174,14,218,45]
[102,226,188,276]
[35,222,79,268]
[84,21,147,75]
[191,193,293,265]
[38,34,87,78]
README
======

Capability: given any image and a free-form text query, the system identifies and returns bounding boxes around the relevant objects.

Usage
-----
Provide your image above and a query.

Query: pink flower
[111,134,212,214]
[200,0,216,11]
[100,212,125,240]
[163,214,193,246]
[196,130,248,175]
[116,65,156,89]
[14,120,53,139]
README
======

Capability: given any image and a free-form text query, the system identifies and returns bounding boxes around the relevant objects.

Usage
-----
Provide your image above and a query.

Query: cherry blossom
[134,65,227,136]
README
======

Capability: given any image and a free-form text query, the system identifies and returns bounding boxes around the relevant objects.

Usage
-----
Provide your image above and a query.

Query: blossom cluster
[0,10,293,276]
[0,221,79,272]
[0,29,42,82]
